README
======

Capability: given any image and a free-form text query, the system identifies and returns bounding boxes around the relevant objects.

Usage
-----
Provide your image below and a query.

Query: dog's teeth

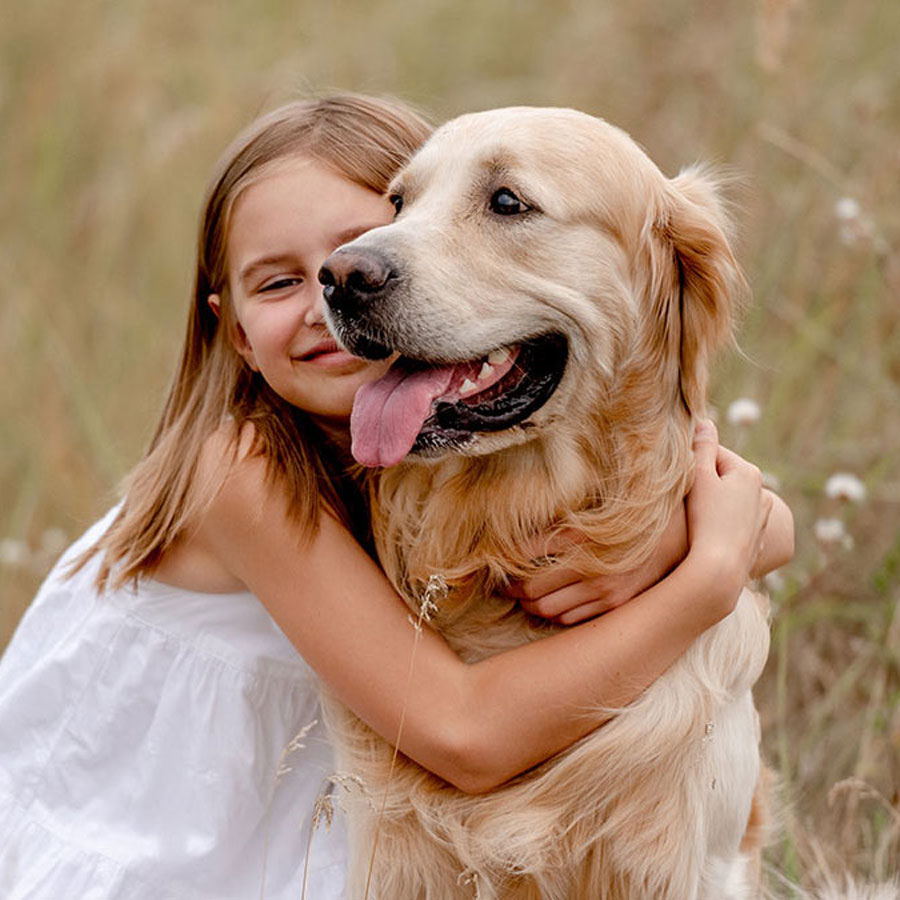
[488,348,510,365]
[459,378,479,396]
[478,362,494,380]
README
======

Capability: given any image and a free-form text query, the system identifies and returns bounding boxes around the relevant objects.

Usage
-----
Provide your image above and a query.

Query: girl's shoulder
[152,421,277,594]
[159,416,365,599]
[195,419,275,511]
[199,419,294,525]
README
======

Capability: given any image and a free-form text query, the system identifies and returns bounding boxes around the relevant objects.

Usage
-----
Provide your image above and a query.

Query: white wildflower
[834,197,861,222]
[726,398,761,427]
[834,197,873,246]
[0,538,29,568]
[814,517,851,548]
[824,472,866,503]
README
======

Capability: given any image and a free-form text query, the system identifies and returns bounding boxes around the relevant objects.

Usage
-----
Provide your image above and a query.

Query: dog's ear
[644,166,745,417]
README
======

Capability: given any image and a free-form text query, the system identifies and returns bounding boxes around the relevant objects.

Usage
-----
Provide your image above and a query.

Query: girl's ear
[208,293,259,371]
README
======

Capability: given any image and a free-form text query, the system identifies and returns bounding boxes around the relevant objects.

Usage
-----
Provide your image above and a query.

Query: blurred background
[1,0,898,890]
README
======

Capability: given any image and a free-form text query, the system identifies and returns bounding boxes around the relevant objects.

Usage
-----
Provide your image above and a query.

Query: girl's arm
[197,421,767,794]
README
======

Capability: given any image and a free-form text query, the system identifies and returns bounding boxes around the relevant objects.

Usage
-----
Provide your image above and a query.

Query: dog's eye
[490,188,530,216]
[389,194,404,215]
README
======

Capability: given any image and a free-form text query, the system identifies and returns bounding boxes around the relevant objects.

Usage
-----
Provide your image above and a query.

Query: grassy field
[2,0,898,891]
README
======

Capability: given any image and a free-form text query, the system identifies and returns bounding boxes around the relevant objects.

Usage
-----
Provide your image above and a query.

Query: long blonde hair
[88,94,433,589]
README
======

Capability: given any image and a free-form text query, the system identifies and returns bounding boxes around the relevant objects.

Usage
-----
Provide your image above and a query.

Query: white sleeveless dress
[0,510,347,899]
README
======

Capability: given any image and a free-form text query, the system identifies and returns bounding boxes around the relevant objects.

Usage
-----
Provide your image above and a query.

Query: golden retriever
[320,107,772,900]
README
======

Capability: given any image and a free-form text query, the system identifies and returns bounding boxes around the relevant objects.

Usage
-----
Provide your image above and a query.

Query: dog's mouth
[350,334,568,467]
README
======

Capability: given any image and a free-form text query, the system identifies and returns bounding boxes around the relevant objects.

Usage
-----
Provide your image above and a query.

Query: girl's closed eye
[258,275,303,294]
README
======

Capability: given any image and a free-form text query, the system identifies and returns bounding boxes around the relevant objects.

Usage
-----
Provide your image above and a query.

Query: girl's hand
[504,509,688,625]
[685,419,771,615]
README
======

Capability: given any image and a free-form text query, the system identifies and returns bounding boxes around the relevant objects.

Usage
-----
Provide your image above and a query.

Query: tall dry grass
[1,0,898,890]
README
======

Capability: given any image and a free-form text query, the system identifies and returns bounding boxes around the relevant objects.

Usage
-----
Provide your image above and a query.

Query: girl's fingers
[714,443,758,479]
[713,447,764,521]
[504,566,582,602]
[714,443,740,472]
[520,582,617,622]
[692,420,719,477]
[557,600,614,626]
[518,580,596,617]
[506,528,589,601]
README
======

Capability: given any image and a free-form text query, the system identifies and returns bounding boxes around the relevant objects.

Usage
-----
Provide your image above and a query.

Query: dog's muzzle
[318,248,398,360]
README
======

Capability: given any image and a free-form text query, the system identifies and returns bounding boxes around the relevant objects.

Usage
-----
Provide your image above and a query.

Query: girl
[0,94,792,899]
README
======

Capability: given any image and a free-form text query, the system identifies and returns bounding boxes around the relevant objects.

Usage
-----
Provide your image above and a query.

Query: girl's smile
[215,156,396,423]
[294,336,360,367]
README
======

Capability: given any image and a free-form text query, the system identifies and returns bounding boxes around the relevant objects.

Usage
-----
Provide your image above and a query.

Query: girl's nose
[304,291,327,327]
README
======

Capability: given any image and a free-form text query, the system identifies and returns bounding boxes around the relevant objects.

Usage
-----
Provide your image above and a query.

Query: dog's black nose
[319,249,393,314]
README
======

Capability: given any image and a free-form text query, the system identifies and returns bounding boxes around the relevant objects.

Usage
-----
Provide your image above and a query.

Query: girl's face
[216,157,395,424]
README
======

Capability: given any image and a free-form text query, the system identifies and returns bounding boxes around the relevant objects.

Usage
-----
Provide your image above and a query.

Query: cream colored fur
[323,108,772,899]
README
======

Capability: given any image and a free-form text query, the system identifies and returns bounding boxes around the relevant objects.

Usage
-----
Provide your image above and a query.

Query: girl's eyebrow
[238,254,298,286]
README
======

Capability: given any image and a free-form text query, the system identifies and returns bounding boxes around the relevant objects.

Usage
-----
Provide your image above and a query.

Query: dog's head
[320,107,744,468]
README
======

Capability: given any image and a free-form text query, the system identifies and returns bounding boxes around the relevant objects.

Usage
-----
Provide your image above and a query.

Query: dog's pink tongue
[351,364,456,467]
